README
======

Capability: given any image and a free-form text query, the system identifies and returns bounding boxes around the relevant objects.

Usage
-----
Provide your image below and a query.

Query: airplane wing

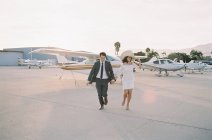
[142,64,167,71]
[61,64,121,70]
[30,48,122,79]
[31,48,99,59]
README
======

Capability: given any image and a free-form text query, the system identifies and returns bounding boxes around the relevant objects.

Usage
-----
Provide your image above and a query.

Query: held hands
[86,81,92,86]
[110,79,116,84]
[87,80,116,85]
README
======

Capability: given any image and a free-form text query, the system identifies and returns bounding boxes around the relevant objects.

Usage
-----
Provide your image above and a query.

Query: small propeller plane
[17,57,53,69]
[142,57,185,77]
[31,48,122,77]
[179,60,207,74]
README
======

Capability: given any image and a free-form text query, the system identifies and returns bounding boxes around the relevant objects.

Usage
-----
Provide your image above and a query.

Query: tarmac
[0,66,212,140]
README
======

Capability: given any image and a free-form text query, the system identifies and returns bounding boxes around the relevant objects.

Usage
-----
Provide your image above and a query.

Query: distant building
[0,50,23,66]
[0,47,86,66]
[3,47,56,60]
[0,47,57,66]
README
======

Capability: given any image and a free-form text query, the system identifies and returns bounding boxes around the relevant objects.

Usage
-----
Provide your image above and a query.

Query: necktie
[100,62,103,79]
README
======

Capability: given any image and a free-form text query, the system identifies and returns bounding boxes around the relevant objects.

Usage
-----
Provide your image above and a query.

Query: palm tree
[114,42,121,55]
[145,48,150,54]
[148,50,159,58]
[144,48,159,59]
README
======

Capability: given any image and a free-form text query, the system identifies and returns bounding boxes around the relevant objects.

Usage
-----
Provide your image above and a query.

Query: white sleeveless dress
[120,64,135,90]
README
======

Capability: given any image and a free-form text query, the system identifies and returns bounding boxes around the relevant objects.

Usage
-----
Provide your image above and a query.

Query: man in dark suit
[87,52,116,110]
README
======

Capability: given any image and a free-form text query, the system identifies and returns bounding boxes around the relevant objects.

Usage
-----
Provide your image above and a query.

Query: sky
[0,0,212,53]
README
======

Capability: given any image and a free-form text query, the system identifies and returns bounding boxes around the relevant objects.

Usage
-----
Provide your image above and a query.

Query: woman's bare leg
[122,90,128,106]
[126,89,133,110]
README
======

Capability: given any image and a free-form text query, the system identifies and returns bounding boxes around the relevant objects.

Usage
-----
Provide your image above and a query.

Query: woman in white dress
[120,56,135,110]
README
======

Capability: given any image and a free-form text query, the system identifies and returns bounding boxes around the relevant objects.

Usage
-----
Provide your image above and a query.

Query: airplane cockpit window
[167,60,173,63]
[153,60,159,64]
[106,55,115,61]
[160,60,166,64]
[85,59,95,64]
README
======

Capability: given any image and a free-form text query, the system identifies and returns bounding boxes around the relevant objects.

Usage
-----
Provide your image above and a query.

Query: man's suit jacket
[88,60,115,83]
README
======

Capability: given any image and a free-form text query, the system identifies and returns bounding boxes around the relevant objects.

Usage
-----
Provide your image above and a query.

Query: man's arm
[108,62,116,81]
[88,62,96,83]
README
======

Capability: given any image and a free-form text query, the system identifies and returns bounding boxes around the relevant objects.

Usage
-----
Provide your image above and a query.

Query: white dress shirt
[96,61,108,79]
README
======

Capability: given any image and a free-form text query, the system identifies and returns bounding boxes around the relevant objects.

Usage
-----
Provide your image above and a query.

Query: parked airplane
[179,60,207,74]
[204,64,212,71]
[17,58,53,69]
[142,57,185,77]
[31,48,122,77]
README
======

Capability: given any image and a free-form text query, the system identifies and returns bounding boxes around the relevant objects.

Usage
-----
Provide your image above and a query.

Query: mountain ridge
[109,43,212,56]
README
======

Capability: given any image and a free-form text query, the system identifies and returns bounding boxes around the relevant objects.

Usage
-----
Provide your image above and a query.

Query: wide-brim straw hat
[120,50,135,60]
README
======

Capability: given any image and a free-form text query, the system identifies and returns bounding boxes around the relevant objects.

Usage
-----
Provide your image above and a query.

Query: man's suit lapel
[95,61,110,75]
[96,61,100,75]
[105,61,109,71]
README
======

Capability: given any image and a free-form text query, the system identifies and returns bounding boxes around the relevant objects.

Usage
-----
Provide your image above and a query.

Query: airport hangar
[0,47,85,66]
[0,47,57,66]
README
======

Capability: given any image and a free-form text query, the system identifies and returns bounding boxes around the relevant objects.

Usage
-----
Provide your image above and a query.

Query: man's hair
[99,52,106,57]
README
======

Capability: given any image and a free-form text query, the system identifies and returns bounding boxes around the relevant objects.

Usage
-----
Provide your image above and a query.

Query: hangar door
[0,51,23,66]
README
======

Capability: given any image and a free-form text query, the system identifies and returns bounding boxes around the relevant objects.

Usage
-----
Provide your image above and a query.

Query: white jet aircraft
[142,57,185,77]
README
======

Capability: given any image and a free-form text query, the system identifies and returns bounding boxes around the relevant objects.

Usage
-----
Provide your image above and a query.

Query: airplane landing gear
[177,73,184,77]
[165,71,169,76]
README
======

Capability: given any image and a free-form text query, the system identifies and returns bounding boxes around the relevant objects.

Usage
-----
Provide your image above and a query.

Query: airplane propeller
[184,64,187,72]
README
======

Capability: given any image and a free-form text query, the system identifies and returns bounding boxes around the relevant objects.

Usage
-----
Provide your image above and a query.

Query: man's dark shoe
[99,105,104,110]
[104,97,108,105]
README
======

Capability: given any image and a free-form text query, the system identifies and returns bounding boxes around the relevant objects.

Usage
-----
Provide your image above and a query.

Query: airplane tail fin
[180,60,184,63]
[189,60,194,63]
[56,55,68,64]
[82,58,96,64]
[148,57,157,62]
[173,58,178,62]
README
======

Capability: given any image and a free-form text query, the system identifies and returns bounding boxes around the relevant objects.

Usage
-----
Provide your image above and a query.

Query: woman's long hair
[122,56,132,63]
